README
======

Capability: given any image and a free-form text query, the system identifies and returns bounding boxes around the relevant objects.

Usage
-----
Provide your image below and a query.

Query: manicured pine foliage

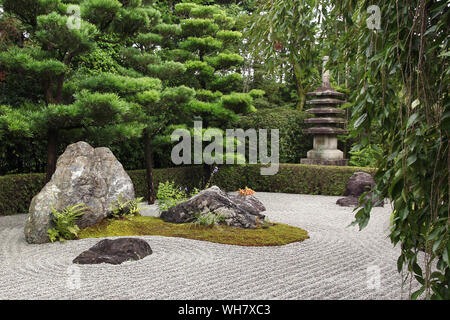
[121,1,256,202]
[0,0,160,182]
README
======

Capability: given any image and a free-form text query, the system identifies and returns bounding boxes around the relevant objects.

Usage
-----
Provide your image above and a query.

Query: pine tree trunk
[45,129,58,183]
[144,132,155,204]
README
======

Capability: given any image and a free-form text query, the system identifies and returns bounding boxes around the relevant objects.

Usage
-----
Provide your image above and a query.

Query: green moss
[79,216,309,247]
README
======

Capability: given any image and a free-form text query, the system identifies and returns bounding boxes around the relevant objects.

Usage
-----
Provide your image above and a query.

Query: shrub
[240,107,312,163]
[47,204,87,242]
[156,181,199,211]
[349,144,381,168]
[248,89,266,99]
[213,164,376,196]
[0,167,204,216]
[110,195,144,220]
[0,173,46,216]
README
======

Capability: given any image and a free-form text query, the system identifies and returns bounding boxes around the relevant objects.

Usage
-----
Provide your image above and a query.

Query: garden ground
[0,193,419,299]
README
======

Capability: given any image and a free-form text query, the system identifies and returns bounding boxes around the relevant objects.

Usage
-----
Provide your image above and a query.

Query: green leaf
[354,113,367,128]
[411,286,425,300]
[406,113,419,129]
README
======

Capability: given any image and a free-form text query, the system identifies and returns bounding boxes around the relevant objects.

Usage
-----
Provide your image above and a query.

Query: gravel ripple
[0,193,417,300]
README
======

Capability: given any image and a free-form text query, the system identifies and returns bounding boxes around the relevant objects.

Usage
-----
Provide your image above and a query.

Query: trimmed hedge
[128,167,205,200]
[212,164,376,196]
[0,164,375,216]
[0,173,46,217]
[0,167,204,216]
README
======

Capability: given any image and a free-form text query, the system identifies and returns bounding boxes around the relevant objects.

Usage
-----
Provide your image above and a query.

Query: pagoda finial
[322,56,331,88]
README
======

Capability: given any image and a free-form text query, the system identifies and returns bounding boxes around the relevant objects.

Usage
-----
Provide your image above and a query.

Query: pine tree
[122,1,256,202]
[0,0,160,182]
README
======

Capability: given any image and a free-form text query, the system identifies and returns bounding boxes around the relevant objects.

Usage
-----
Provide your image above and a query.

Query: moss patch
[79,216,309,247]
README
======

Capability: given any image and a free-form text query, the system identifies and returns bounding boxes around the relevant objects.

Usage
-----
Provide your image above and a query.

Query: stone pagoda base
[301,158,349,166]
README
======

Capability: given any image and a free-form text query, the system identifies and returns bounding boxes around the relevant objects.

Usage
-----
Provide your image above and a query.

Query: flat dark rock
[73,238,152,265]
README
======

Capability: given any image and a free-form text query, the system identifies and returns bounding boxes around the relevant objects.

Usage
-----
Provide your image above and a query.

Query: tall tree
[122,1,254,202]
[248,0,321,110]
[0,0,160,182]
[334,0,449,299]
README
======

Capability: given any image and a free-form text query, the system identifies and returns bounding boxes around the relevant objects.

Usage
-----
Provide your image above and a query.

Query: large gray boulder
[160,186,266,228]
[24,141,135,244]
[336,172,383,207]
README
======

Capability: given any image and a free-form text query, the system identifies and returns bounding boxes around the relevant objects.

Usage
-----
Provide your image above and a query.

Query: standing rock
[24,142,135,244]
[73,238,152,265]
[160,186,266,228]
[336,172,383,207]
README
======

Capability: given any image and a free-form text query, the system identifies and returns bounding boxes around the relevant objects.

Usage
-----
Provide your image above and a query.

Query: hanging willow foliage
[335,0,449,299]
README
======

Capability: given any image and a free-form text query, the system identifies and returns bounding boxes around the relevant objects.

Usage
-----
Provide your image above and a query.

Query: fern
[192,212,226,227]
[47,204,87,242]
[110,195,144,219]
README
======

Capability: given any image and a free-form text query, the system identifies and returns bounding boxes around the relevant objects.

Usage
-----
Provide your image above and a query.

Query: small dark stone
[160,186,266,229]
[73,238,152,265]
[337,172,384,207]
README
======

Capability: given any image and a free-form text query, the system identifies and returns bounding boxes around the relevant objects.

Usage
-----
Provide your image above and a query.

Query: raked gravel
[0,193,419,300]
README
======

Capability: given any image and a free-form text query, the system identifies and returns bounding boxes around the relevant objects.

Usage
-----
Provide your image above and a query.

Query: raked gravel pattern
[0,193,419,300]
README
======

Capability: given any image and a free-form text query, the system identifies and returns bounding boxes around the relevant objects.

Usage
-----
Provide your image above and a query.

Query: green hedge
[128,167,205,201]
[212,164,376,196]
[0,167,204,216]
[0,164,375,216]
[0,173,46,217]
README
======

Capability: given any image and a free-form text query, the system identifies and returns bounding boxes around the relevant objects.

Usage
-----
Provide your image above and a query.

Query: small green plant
[262,217,275,229]
[47,204,87,242]
[192,212,226,228]
[349,144,381,167]
[204,166,219,189]
[157,181,199,211]
[110,195,144,220]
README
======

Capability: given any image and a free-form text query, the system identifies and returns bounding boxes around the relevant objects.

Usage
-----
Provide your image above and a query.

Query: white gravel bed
[0,193,418,300]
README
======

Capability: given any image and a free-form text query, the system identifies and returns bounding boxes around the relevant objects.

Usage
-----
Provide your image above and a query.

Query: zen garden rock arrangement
[336,172,383,207]
[73,238,152,265]
[24,141,135,244]
[160,186,267,228]
[22,141,295,254]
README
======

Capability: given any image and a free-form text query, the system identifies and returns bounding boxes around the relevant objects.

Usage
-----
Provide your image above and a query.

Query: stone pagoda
[301,56,349,166]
